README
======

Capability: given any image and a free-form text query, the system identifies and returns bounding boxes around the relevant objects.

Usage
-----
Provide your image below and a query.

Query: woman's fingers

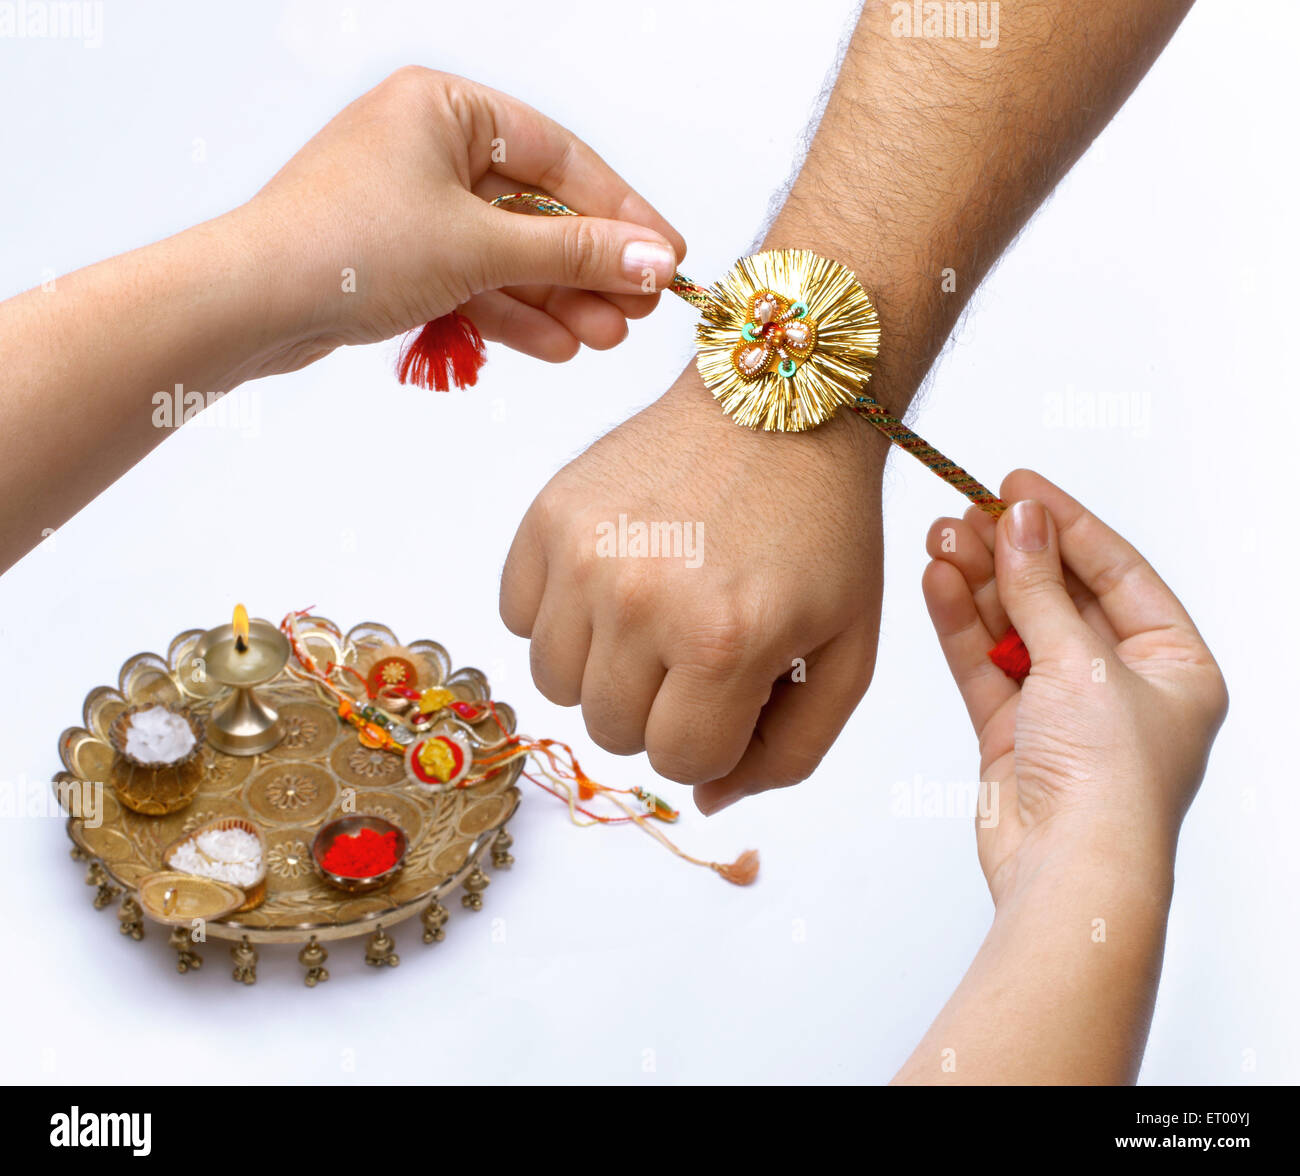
[955,504,1121,647]
[921,558,1019,733]
[962,503,999,549]
[506,280,661,325]
[926,515,1010,639]
[1000,470,1199,643]
[471,173,664,320]
[473,200,677,298]
[459,85,685,298]
[474,85,687,261]
[502,285,628,350]
[460,290,578,361]
[993,499,1096,658]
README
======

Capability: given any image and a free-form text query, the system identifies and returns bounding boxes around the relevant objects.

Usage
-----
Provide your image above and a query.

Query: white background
[1,0,1295,1085]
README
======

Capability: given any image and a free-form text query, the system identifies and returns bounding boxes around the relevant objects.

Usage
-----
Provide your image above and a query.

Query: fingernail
[696,780,746,816]
[622,241,675,288]
[1008,499,1048,552]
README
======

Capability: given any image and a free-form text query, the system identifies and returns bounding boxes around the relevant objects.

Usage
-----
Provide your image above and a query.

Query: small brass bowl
[107,704,206,816]
[163,817,267,913]
[312,815,408,894]
[138,870,244,926]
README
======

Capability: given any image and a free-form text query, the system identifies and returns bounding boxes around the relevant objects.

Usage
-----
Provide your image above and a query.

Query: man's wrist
[762,200,941,422]
[658,362,889,477]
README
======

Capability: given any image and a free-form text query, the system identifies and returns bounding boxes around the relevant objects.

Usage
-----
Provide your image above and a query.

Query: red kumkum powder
[320,827,400,877]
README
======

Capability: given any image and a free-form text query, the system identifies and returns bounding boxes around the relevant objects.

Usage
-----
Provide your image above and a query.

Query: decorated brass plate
[53,615,521,945]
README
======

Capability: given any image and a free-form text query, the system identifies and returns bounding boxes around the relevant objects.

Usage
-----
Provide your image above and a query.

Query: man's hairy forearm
[765,0,1194,412]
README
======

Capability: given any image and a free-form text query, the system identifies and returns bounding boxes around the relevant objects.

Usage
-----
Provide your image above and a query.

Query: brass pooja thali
[52,615,520,986]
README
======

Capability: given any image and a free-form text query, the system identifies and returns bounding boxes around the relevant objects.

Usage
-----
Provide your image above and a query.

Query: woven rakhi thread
[849,396,1005,518]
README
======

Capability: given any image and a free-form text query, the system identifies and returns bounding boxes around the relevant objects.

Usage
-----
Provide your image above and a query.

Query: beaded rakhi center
[730,290,818,381]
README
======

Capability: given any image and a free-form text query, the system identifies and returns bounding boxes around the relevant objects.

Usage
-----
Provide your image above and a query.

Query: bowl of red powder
[311,815,408,893]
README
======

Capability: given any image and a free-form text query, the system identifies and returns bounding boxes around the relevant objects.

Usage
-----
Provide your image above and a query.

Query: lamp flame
[232,604,250,653]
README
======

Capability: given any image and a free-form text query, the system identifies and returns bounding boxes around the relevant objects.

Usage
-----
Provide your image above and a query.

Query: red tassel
[397,312,486,391]
[988,626,1031,683]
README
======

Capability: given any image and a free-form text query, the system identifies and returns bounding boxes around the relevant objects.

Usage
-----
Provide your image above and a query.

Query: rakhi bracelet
[397,194,1030,682]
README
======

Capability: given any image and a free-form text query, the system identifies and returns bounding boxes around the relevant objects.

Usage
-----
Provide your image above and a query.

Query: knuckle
[384,64,436,94]
[570,536,601,589]
[543,333,582,364]
[766,747,824,789]
[562,219,605,287]
[531,661,579,707]
[847,656,877,701]
[619,292,660,320]
[498,603,525,637]
[528,635,579,706]
[608,564,658,628]
[457,241,495,301]
[496,291,530,332]
[1086,552,1144,602]
[586,314,630,351]
[497,569,534,638]
[684,606,754,674]
[568,511,614,588]
[536,138,578,201]
[1013,567,1065,600]
[646,744,710,786]
[497,594,532,638]
[583,714,644,756]
[529,480,564,530]
[1202,668,1230,727]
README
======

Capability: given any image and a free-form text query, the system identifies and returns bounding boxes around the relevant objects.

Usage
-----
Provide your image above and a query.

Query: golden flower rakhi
[398,193,1031,682]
